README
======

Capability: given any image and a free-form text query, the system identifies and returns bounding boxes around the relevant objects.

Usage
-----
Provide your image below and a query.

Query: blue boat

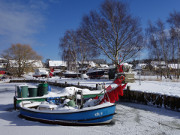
[19,101,116,125]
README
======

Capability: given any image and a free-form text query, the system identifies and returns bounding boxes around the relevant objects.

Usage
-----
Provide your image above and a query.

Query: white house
[9,60,43,68]
[135,63,147,70]
[49,60,67,69]
[168,64,180,69]
[0,58,7,70]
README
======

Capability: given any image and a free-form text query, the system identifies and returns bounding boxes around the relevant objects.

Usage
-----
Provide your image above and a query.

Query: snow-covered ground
[16,74,180,97]
[0,83,180,135]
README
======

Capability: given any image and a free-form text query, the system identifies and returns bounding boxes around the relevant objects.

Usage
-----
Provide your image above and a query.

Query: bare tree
[146,20,172,78]
[167,11,180,78]
[1,44,42,77]
[76,29,99,70]
[59,30,99,71]
[80,0,143,65]
[60,30,78,71]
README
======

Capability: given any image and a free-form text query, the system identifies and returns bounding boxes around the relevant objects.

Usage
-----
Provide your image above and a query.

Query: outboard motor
[75,90,83,109]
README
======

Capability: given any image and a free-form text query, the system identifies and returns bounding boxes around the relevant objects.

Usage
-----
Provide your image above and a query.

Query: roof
[9,60,43,68]
[49,60,67,67]
[89,61,96,67]
[100,64,109,68]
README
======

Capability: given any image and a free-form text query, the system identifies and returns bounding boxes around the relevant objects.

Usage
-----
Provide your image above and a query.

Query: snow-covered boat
[33,68,49,78]
[14,86,104,110]
[86,68,105,78]
[19,100,115,125]
[63,71,81,78]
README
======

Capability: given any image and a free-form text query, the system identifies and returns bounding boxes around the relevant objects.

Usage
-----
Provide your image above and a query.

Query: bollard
[127,86,130,91]
[96,84,98,89]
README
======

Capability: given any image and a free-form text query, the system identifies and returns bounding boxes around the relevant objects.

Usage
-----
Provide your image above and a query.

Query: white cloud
[0,0,46,48]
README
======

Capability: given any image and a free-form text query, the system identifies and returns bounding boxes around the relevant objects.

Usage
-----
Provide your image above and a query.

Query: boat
[14,86,104,110]
[19,100,115,125]
[63,71,81,78]
[33,68,49,78]
[86,68,105,79]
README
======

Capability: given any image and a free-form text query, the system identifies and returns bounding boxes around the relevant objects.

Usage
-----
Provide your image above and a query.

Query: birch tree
[80,0,143,65]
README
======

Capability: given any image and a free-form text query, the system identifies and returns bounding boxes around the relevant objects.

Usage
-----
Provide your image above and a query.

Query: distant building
[0,58,7,71]
[135,63,147,70]
[100,64,109,68]
[91,59,107,64]
[168,64,180,69]
[9,60,43,68]
[151,61,165,68]
[48,60,67,70]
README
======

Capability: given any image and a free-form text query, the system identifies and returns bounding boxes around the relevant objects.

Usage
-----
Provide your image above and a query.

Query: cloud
[0,0,47,49]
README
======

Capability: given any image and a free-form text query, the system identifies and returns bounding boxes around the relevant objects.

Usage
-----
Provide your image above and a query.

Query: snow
[0,83,180,135]
[21,75,180,98]
[49,60,67,67]
[63,71,80,74]
[128,80,180,97]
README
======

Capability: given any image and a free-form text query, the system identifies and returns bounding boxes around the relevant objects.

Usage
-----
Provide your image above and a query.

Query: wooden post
[14,96,17,110]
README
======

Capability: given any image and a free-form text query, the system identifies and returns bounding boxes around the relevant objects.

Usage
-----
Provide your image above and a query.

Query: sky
[0,0,180,62]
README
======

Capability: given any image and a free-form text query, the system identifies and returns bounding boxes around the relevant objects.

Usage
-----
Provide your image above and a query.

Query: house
[151,61,166,69]
[168,64,180,69]
[0,58,7,71]
[78,61,97,73]
[135,63,147,70]
[9,60,43,68]
[48,60,67,70]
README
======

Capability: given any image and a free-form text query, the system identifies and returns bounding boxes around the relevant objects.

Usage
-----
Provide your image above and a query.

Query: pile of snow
[60,87,103,95]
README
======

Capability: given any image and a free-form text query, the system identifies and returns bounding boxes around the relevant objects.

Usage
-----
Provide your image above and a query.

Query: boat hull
[87,71,105,78]
[63,73,81,78]
[19,103,115,125]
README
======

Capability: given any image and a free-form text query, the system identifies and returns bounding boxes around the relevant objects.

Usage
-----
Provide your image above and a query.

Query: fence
[120,86,180,112]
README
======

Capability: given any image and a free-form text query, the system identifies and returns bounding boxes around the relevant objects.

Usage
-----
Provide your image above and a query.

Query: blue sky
[0,0,180,62]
